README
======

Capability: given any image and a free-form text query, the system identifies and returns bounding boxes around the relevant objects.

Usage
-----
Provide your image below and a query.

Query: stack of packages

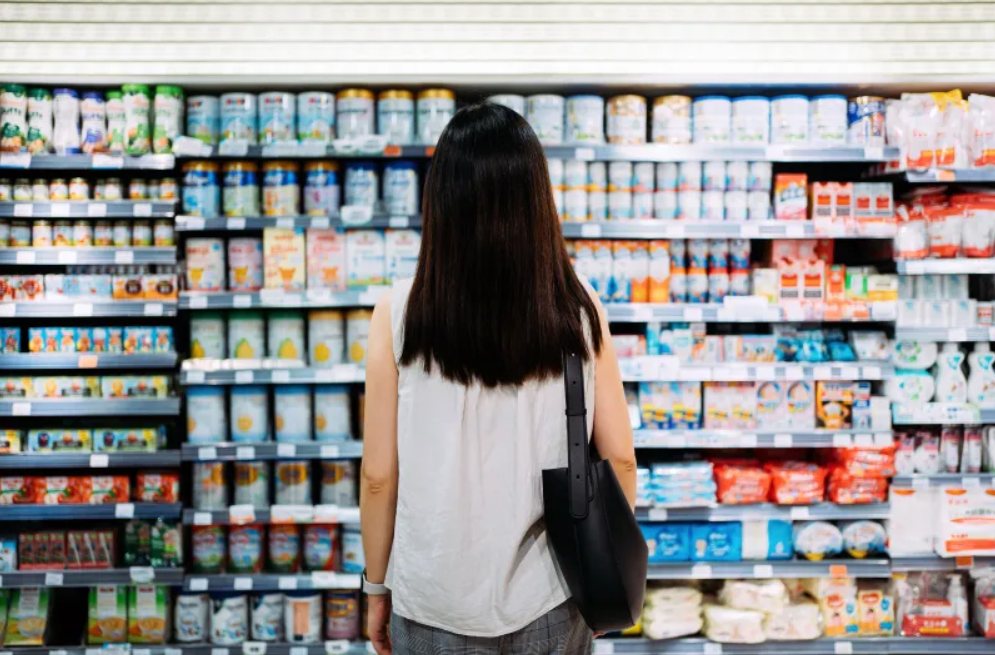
[823,444,896,504]
[649,462,716,507]
[802,578,894,638]
[704,580,821,643]
[642,586,704,640]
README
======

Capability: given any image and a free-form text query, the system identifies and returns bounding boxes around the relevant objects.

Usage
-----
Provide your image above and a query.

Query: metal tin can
[566,95,605,143]
[251,593,284,642]
[309,311,345,368]
[191,525,226,573]
[192,461,228,510]
[220,92,257,144]
[325,591,360,640]
[298,91,335,144]
[49,178,69,201]
[9,220,30,247]
[275,385,312,444]
[677,190,702,220]
[731,96,770,145]
[652,95,691,144]
[303,161,340,217]
[262,161,299,217]
[701,190,725,220]
[678,161,702,191]
[726,190,749,221]
[73,220,93,246]
[526,95,565,145]
[160,177,178,200]
[606,95,647,145]
[346,310,373,366]
[234,460,270,509]
[230,384,269,443]
[153,84,184,154]
[184,161,221,217]
[847,96,886,146]
[608,161,633,192]
[692,96,732,144]
[748,162,772,191]
[703,161,727,191]
[229,524,264,573]
[771,95,809,145]
[32,220,52,247]
[275,460,312,504]
[228,310,265,359]
[154,219,174,246]
[228,237,264,292]
[321,459,357,506]
[633,162,655,193]
[416,89,455,146]
[52,220,73,246]
[653,190,677,219]
[608,190,632,221]
[268,310,306,361]
[223,161,259,217]
[487,94,526,116]
[809,95,847,146]
[129,179,148,200]
[564,187,588,222]
[726,161,748,191]
[259,91,296,145]
[132,220,152,246]
[344,162,378,207]
[377,90,415,145]
[112,220,132,247]
[93,220,112,246]
[383,161,418,215]
[80,91,107,154]
[268,524,301,573]
[26,88,53,154]
[186,237,226,292]
[187,95,220,146]
[103,177,123,201]
[304,524,339,572]
[31,178,48,201]
[336,89,375,140]
[68,177,88,201]
[341,525,365,573]
[122,84,151,155]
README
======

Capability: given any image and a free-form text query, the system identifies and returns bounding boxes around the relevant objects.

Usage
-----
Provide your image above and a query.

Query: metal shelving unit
[0,152,176,170]
[647,559,892,580]
[0,502,182,521]
[604,303,895,324]
[560,221,895,240]
[637,502,890,522]
[0,247,177,265]
[0,201,176,219]
[0,300,177,318]
[0,451,180,469]
[185,504,360,526]
[0,567,183,588]
[541,144,899,163]
[185,572,361,592]
[181,364,364,385]
[181,441,363,462]
[0,398,181,417]
[893,327,995,342]
[0,352,178,370]
[891,474,995,488]
[896,259,995,275]
[634,430,893,449]
[598,637,995,655]
[180,289,386,310]
[619,360,889,383]
[176,214,421,232]
[890,555,995,572]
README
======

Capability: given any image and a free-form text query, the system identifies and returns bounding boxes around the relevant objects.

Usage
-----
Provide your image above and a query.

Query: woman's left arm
[360,294,399,655]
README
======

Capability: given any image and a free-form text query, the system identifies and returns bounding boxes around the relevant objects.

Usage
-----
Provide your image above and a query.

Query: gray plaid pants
[390,602,593,655]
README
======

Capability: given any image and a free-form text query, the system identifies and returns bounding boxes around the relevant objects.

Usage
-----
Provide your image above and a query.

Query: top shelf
[0,152,175,171]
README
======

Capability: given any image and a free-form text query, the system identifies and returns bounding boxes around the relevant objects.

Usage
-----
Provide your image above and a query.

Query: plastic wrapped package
[973,574,995,638]
[691,523,742,561]
[640,523,691,563]
[936,486,995,557]
[641,586,703,640]
[828,468,888,504]
[763,602,822,641]
[792,521,843,561]
[856,583,895,636]
[765,461,826,505]
[840,520,887,559]
[896,572,968,637]
[702,604,765,644]
[830,444,897,478]
[714,462,770,504]
[718,580,790,614]
[741,520,793,560]
[886,487,937,558]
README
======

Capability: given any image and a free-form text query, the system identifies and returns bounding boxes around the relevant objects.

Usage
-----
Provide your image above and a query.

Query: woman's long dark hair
[399,102,603,387]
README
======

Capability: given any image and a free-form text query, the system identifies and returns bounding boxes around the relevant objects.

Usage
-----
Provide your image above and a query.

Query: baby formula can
[303,161,340,217]
[187,95,220,146]
[588,190,607,221]
[608,190,633,221]
[275,459,312,503]
[344,162,378,207]
[183,161,221,218]
[633,192,653,220]
[487,94,526,116]
[633,162,655,193]
[726,190,749,221]
[268,310,306,361]
[565,160,589,189]
[153,85,184,153]
[262,161,299,217]
[346,310,373,365]
[297,91,335,144]
[321,460,357,506]
[175,592,210,643]
[73,220,93,246]
[731,96,770,144]
[748,161,773,191]
[654,190,678,219]
[729,238,751,270]
[275,387,312,444]
[747,191,771,220]
[304,525,339,572]
[228,310,265,359]
[309,310,345,367]
[234,460,270,508]
[259,91,296,145]
[250,593,284,642]
[122,84,151,155]
[677,190,702,220]
[32,220,52,247]
[701,190,725,220]
[9,220,29,247]
[656,162,678,191]
[104,91,125,153]
[377,90,415,145]
[526,95,565,145]
[53,88,81,155]
[708,268,730,302]
[702,161,727,191]
[229,525,264,573]
[269,524,301,573]
[771,95,809,144]
[223,161,260,217]
[417,89,455,146]
[211,593,248,645]
[31,178,48,201]
[336,89,375,140]
[652,95,692,144]
[606,95,647,145]
[692,96,732,144]
[608,161,633,192]
[220,92,257,144]
[678,161,702,191]
[153,219,174,246]
[49,178,68,200]
[809,95,847,146]
[847,96,886,146]
[564,187,588,222]
[726,161,748,191]
[228,237,263,291]
[326,591,360,640]
[186,237,226,292]
[285,591,322,643]
[341,525,365,573]
[26,88,52,154]
[547,158,564,190]
[566,95,605,143]
[52,220,72,246]
[193,460,228,509]
[383,161,419,215]
[588,161,607,191]
[314,385,352,442]
[93,220,112,246]
[132,220,152,246]
[0,84,27,153]
[186,375,226,436]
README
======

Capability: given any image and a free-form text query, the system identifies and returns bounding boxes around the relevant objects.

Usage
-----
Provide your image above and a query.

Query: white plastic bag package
[968,94,995,168]
[886,487,937,557]
[703,604,766,644]
[642,586,704,640]
[718,580,790,614]
[763,602,823,641]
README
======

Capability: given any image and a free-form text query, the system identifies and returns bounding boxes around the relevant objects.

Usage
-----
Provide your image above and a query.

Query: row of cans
[556,188,771,222]
[191,523,361,575]
[1,218,173,248]
[192,460,357,511]
[0,176,177,202]
[549,160,773,192]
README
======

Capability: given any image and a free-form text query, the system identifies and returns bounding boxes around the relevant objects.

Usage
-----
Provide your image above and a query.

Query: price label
[87,202,107,217]
[684,307,703,322]
[133,203,152,217]
[189,295,209,309]
[741,224,760,238]
[592,642,614,655]
[785,224,805,238]
[279,577,299,590]
[312,571,336,587]
[129,566,155,583]
[236,446,256,460]
[45,571,64,586]
[834,642,854,655]
[874,433,893,447]
[773,434,793,448]
[790,507,810,520]
[166,648,183,655]
[233,294,253,308]
[989,327,995,342]
[242,643,266,655]
[755,366,776,381]
[272,370,291,383]
[753,564,774,578]
[271,505,314,523]
[949,328,968,342]
[212,649,229,655]
[580,224,602,238]
[13,203,33,217]
[189,578,209,591]
[388,216,409,228]
[648,508,668,521]
[16,250,36,264]
[229,504,256,524]
[276,217,295,229]
[814,365,832,380]
[862,366,882,379]
[234,370,254,384]
[277,443,297,457]
[963,477,982,488]
[320,445,340,459]
[315,368,335,383]
[690,564,712,579]
[11,402,30,416]
[114,250,134,264]
[89,454,110,468]
[135,649,152,655]
[575,147,596,161]
[839,366,859,380]
[829,564,849,578]
[186,370,206,383]
[855,434,874,447]
[193,512,213,525]
[0,304,14,318]
[0,152,31,168]
[228,217,246,230]
[325,641,350,655]
[262,143,299,157]
[956,556,975,569]
[341,205,373,225]
[739,433,758,448]
[57,250,77,264]
[115,503,135,518]
[93,154,124,169]
[144,302,164,316]
[703,645,722,655]
[912,476,931,490]
[51,203,70,217]
[833,434,853,448]
[666,223,686,238]
[292,648,308,655]
[219,140,249,157]
[864,146,884,160]
[234,577,253,590]
[182,217,206,231]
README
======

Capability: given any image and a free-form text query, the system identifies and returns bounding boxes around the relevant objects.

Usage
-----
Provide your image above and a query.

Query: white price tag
[87,202,107,218]
[755,366,776,380]
[115,503,135,518]
[575,147,596,161]
[89,454,110,468]
[739,434,758,448]
[212,648,229,655]
[262,143,299,158]
[236,446,256,460]
[271,370,291,383]
[144,302,164,316]
[864,147,884,160]
[50,202,70,217]
[388,216,409,229]
[189,295,209,309]
[114,250,134,264]
[134,649,152,655]
[648,508,668,521]
[57,250,77,264]
[790,507,810,520]
[133,203,152,217]
[912,476,931,490]
[277,443,297,457]
[229,504,256,524]
[15,251,36,264]
[690,564,712,579]
[310,217,330,229]
[186,370,206,384]
[592,642,614,655]
[666,223,686,238]
[73,302,93,317]
[741,224,760,238]
[785,224,805,238]
[292,648,308,655]
[0,152,31,168]
[235,370,254,384]
[219,139,249,156]
[242,644,266,655]
[233,294,253,308]
[684,307,703,321]
[315,368,335,382]
[774,434,793,448]
[862,366,882,379]
[324,641,350,655]
[874,433,893,447]
[11,402,30,416]
[814,365,832,380]
[580,224,602,238]
[234,577,253,590]
[311,571,336,587]
[320,445,341,459]
[833,434,853,448]
[44,571,64,586]
[840,366,859,380]
[189,578,209,591]
[14,203,33,217]
[834,642,854,655]
[166,648,183,655]
[989,327,995,342]
[276,217,295,229]
[0,304,14,318]
[963,477,982,488]
[48,650,68,655]
[183,217,206,231]
[853,433,873,447]
[703,645,722,655]
[279,576,299,590]
[228,217,246,230]
[129,566,155,583]
[753,564,774,578]
[949,328,968,342]
[93,154,124,169]
[193,512,213,525]
[341,205,374,225]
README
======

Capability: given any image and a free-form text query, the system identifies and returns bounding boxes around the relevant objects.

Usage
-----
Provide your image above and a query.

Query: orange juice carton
[591,241,614,303]
[853,183,875,222]
[873,182,894,219]
[810,182,835,232]
[802,259,826,302]
[835,182,855,228]
[648,240,671,303]
[385,229,421,284]
[345,229,386,288]
[305,228,347,291]
[777,259,802,301]
[774,173,808,220]
[263,227,306,291]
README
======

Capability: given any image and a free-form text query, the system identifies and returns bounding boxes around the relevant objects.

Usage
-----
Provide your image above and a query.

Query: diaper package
[642,586,703,640]
[763,602,822,641]
[691,523,743,561]
[703,604,766,644]
[840,520,888,559]
[640,523,691,563]
[857,584,895,636]
[741,520,793,560]
[718,580,790,614]
[793,521,843,561]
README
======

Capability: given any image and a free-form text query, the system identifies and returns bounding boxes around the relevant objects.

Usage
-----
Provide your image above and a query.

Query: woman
[360,102,637,655]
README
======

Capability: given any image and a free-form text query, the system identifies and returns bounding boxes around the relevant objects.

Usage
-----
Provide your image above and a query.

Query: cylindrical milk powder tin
[321,460,358,506]
[79,91,106,154]
[210,593,248,645]
[608,190,632,221]
[588,190,607,221]
[53,88,81,155]
[223,161,259,217]
[228,237,264,292]
[285,591,322,644]
[122,84,151,155]
[726,161,748,191]
[275,459,312,503]
[677,190,702,220]
[748,161,773,191]
[250,593,284,642]
[606,95,647,145]
[336,89,375,140]
[308,310,345,368]
[847,96,886,146]
[526,95,565,145]
[231,386,269,444]
[326,591,360,640]
[220,92,257,144]
[678,161,702,191]
[692,96,732,144]
[183,161,220,218]
[725,190,749,221]
[234,460,270,508]
[564,187,588,222]
[654,190,678,219]
[547,158,564,190]
[228,310,265,360]
[153,85,184,154]
[304,161,340,217]
[26,88,52,155]
[187,95,220,146]
[262,161,299,217]
[656,162,678,191]
[344,162,378,207]
[633,162,654,193]
[608,161,633,192]
[341,526,365,573]
[304,524,338,572]
[314,385,351,441]
[190,312,226,359]
[633,192,653,220]
[185,237,226,292]
[417,89,455,146]
[809,95,848,146]
[377,90,414,146]
[346,310,373,366]
[187,386,226,444]
[268,310,305,361]
[275,387,312,443]
[104,91,125,153]
[747,190,771,220]
[383,161,419,216]
[731,96,770,144]
[258,92,295,145]
[566,95,605,143]
[588,161,607,190]
[771,95,809,144]
[703,161,727,191]
[565,160,588,189]
[652,96,691,144]
[488,94,526,116]
[175,592,210,643]
[297,91,335,144]
[193,460,229,510]
[701,191,725,220]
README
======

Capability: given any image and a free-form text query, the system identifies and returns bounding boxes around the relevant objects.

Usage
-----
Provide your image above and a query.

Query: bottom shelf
[0,643,372,655]
[602,637,994,654]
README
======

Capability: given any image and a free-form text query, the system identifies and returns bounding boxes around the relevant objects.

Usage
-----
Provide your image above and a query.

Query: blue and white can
[182,161,220,218]
[416,89,455,146]
[223,161,259,217]
[259,92,295,145]
[304,162,340,217]
[377,90,415,146]
[527,95,565,145]
[692,96,731,144]
[566,95,605,143]
[771,95,809,144]
[383,161,419,216]
[187,95,219,145]
[731,96,770,144]
[297,92,335,144]
[344,162,378,207]
[79,92,106,154]
[220,93,257,144]
[487,94,525,116]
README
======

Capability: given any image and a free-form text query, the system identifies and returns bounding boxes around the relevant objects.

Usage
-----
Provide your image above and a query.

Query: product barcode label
[341,205,373,225]
[324,641,350,655]
[276,217,295,229]
[87,202,107,217]
[949,328,968,342]
[183,217,206,231]
[648,508,668,521]
[739,434,758,448]
[862,366,882,379]
[115,503,135,518]
[752,564,774,578]
[144,302,164,316]
[57,250,77,264]
[133,203,152,217]
[312,571,336,587]
[189,295,209,309]
[741,224,760,238]
[211,648,229,655]
[834,641,854,655]
[229,504,255,524]
[684,307,703,321]
[11,402,30,416]
[574,147,596,161]
[690,564,712,579]
[310,217,331,229]
[51,203,70,217]
[0,152,31,168]
[790,507,810,520]
[190,578,209,591]
[45,572,64,586]
[279,577,298,590]
[228,217,246,230]
[754,366,776,381]
[592,642,614,655]
[89,454,109,468]
[15,251,35,264]
[242,643,266,655]
[232,294,252,308]
[833,434,853,448]
[0,304,16,317]
[114,250,134,264]
[277,443,297,457]
[580,224,602,238]
[13,203,32,217]
[854,434,874,447]
[193,512,212,525]
[219,140,249,156]
[73,303,93,317]
[785,224,805,238]
[388,216,409,228]
[773,434,793,448]
[864,147,884,160]
[235,446,255,460]
[703,642,722,654]
[129,566,155,583]
[320,445,340,459]
[814,365,832,380]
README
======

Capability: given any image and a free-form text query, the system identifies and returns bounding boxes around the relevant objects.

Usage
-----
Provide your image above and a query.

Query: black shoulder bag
[542,352,648,632]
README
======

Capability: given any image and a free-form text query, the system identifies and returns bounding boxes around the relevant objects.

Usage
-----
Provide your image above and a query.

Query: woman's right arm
[589,295,638,510]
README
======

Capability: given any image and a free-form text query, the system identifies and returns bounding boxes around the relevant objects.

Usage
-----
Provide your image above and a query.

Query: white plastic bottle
[947,575,969,630]
[934,342,967,403]
[967,342,995,407]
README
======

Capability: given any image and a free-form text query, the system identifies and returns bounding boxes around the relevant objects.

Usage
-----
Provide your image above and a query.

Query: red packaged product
[828,467,888,504]
[134,473,179,503]
[88,475,129,504]
[831,444,897,478]
[0,476,37,504]
[714,463,771,505]
[19,531,66,570]
[37,476,89,504]
[765,461,827,505]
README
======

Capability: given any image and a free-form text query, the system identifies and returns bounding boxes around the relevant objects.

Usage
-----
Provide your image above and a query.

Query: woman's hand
[367,594,393,655]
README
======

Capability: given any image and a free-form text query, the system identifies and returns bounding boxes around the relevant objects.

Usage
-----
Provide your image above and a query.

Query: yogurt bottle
[297,91,335,144]
[220,92,257,144]
[416,89,455,146]
[526,95,565,145]
[336,89,375,140]
[187,95,220,146]
[771,95,810,145]
[258,92,296,145]
[26,88,53,154]
[377,90,415,146]
[230,386,269,443]
[731,96,770,144]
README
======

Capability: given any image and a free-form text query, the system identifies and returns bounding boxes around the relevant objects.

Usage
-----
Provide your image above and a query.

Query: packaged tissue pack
[886,487,937,557]
[764,602,822,641]
[936,486,995,556]
[718,580,789,614]
[857,585,895,636]
[741,520,793,560]
[703,604,765,644]
[641,586,703,640]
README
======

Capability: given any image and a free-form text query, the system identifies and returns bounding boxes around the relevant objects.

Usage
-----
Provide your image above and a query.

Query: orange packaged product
[765,461,827,505]
[89,476,130,504]
[714,463,771,505]
[0,476,38,504]
[828,467,888,504]
[832,444,897,478]
[134,473,179,503]
[38,476,90,504]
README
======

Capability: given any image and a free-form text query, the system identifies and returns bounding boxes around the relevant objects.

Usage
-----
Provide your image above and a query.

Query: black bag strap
[563,352,590,520]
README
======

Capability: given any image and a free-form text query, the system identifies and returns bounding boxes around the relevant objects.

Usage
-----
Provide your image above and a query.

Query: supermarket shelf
[905,169,995,183]
[636,502,890,522]
[0,201,175,219]
[180,288,386,310]
[184,572,361,591]
[0,567,183,588]
[0,352,177,370]
[0,300,177,317]
[541,144,899,163]
[184,504,361,526]
[0,451,180,469]
[891,474,995,488]
[896,259,995,275]
[0,502,182,521]
[181,441,363,462]
[892,403,992,425]
[0,645,372,655]
[599,637,995,655]
[175,214,422,232]
[560,220,895,240]
[619,359,889,382]
[0,247,177,265]
[604,303,896,324]
[177,140,433,160]
[634,429,894,449]
[646,559,891,580]
[0,152,175,170]
[181,362,364,385]
[893,327,995,342]
[890,556,995,572]
[0,398,180,417]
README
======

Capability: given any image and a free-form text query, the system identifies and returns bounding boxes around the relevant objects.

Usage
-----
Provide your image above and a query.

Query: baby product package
[345,229,386,288]
[763,602,822,641]
[703,604,765,644]
[305,228,347,291]
[640,523,691,563]
[741,520,793,560]
[263,228,306,291]
[691,523,742,562]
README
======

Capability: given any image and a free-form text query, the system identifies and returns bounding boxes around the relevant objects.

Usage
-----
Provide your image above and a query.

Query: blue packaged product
[383,161,419,216]
[0,327,20,354]
[344,162,379,208]
[742,520,793,560]
[691,523,742,561]
[651,461,713,482]
[182,161,220,218]
[152,327,174,353]
[641,523,691,563]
